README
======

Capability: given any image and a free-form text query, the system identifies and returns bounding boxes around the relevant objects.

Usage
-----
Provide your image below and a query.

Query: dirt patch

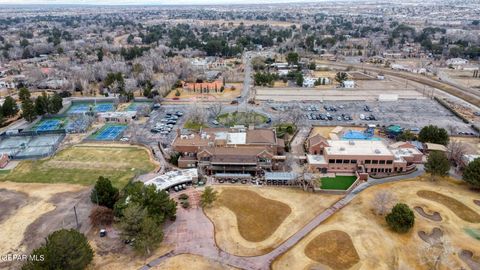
[418,227,443,243]
[150,254,236,270]
[459,250,480,270]
[304,230,360,270]
[414,206,442,222]
[0,188,29,224]
[0,182,87,269]
[22,189,93,251]
[417,190,480,223]
[216,189,291,242]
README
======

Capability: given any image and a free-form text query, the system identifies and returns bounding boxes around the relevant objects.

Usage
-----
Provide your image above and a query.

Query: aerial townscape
[1,0,480,269]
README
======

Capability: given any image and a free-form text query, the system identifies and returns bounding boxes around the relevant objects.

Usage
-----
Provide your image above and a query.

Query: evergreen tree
[18,87,31,102]
[2,96,18,117]
[418,125,449,146]
[463,158,480,189]
[200,186,218,208]
[21,98,37,122]
[386,203,415,233]
[425,151,450,178]
[22,229,93,270]
[91,176,119,209]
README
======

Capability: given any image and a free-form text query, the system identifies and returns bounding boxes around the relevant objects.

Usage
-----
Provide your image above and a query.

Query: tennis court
[34,119,63,132]
[0,134,64,159]
[67,102,115,114]
[92,125,127,140]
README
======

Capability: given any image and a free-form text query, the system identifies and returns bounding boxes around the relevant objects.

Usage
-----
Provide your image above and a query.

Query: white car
[360,114,365,120]
[120,137,129,142]
[212,120,219,125]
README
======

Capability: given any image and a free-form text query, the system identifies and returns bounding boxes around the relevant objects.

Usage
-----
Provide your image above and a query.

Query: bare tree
[420,236,458,270]
[446,124,457,136]
[447,140,469,168]
[208,102,224,119]
[187,103,207,126]
[288,105,305,126]
[371,190,397,215]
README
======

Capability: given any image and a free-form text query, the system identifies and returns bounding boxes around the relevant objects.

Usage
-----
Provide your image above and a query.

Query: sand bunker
[304,230,360,270]
[414,206,442,222]
[417,190,480,223]
[418,227,443,243]
[460,250,480,270]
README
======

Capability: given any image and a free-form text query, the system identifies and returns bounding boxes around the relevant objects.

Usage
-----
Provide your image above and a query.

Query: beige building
[306,136,423,175]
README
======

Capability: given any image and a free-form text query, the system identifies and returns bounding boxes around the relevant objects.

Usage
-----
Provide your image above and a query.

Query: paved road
[139,167,425,270]
[317,60,480,107]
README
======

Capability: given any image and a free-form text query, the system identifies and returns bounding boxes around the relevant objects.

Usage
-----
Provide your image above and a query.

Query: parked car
[212,120,219,125]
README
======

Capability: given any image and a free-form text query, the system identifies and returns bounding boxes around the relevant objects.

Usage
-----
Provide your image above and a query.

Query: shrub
[181,201,190,209]
[179,193,189,200]
[386,203,415,233]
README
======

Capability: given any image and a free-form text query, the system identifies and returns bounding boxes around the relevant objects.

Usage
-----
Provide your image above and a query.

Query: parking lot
[134,105,189,148]
[267,99,477,134]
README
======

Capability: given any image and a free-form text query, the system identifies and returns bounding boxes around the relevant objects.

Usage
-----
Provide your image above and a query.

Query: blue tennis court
[67,102,115,114]
[35,119,63,131]
[93,125,127,140]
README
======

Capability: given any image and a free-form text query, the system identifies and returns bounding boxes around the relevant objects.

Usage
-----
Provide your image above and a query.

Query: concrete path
[140,167,426,270]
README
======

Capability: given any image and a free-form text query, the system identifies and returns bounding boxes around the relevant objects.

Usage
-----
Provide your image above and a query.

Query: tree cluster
[418,125,449,146]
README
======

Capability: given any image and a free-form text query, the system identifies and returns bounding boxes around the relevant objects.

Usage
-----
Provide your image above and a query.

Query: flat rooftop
[306,154,327,165]
[326,140,392,156]
[144,169,198,190]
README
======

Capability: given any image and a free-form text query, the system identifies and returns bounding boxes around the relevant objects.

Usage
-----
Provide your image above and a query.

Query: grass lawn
[217,111,267,126]
[216,189,291,242]
[184,120,207,131]
[0,144,157,188]
[320,175,357,190]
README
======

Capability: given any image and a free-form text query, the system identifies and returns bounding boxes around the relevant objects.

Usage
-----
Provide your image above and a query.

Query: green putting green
[320,175,357,190]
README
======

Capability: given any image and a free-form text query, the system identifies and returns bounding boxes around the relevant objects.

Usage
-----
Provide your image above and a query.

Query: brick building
[172,126,285,175]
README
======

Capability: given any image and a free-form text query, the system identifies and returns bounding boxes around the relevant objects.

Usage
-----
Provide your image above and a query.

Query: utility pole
[73,206,79,229]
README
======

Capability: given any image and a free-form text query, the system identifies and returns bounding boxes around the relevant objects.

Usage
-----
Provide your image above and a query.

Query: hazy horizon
[0,0,322,5]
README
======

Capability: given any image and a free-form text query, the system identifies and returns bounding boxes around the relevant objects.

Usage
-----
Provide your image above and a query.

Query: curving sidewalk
[139,168,425,270]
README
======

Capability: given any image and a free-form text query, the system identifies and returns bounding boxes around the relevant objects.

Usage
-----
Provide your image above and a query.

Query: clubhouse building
[306,134,423,174]
[172,126,286,175]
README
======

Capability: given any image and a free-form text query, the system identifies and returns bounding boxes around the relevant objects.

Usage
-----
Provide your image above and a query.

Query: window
[329,159,335,163]
[387,160,393,164]
[372,160,379,164]
[379,160,386,164]
[343,160,350,164]
[351,160,357,164]
[335,159,342,164]
[365,160,371,164]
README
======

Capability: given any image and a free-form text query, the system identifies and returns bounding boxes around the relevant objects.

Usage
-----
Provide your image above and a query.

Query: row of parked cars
[307,112,352,121]
[151,111,183,134]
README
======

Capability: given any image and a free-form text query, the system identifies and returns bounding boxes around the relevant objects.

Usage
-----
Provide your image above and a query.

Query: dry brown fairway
[417,190,480,223]
[217,189,291,242]
[205,186,342,256]
[273,177,480,270]
[304,230,360,270]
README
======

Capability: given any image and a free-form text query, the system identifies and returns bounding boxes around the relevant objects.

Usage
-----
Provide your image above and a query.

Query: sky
[0,0,314,5]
